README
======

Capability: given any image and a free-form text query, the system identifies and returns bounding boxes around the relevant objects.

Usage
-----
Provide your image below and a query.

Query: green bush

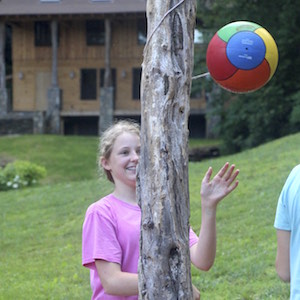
[0,160,47,191]
[290,92,300,132]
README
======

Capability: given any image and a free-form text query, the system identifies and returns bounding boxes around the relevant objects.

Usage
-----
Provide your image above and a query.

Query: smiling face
[101,132,141,189]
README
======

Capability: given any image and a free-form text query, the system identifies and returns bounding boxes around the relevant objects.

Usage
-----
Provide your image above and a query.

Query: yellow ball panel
[255,27,278,79]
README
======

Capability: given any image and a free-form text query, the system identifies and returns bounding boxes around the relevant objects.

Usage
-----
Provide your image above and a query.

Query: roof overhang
[0,0,146,17]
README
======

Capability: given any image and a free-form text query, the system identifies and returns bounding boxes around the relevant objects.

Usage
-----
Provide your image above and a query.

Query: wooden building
[0,0,207,136]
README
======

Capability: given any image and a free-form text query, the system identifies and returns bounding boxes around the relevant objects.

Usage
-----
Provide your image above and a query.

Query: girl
[82,120,239,299]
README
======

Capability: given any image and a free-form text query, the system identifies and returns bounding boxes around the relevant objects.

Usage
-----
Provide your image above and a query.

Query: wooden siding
[11,16,205,115]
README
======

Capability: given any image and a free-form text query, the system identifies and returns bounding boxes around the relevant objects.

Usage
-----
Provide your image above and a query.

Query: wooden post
[0,21,8,115]
[51,19,58,87]
[138,0,197,298]
[103,18,111,88]
[99,18,114,134]
[47,19,61,134]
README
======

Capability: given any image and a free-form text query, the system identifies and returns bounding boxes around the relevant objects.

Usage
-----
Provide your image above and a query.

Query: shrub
[289,92,300,132]
[0,160,47,191]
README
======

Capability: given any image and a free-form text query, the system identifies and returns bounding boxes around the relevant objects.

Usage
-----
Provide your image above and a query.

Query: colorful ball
[206,21,278,93]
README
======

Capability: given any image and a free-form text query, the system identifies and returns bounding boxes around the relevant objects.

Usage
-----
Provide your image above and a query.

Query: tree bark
[137,0,197,299]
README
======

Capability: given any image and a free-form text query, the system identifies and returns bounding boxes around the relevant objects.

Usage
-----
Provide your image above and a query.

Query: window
[34,21,59,47]
[132,68,142,100]
[80,68,117,101]
[137,19,147,45]
[81,69,97,100]
[35,21,51,46]
[86,20,105,45]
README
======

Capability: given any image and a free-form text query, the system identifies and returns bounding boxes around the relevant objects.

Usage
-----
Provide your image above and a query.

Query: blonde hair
[99,119,140,183]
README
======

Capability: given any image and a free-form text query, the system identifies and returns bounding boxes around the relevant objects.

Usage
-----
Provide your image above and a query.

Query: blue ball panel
[226,31,266,70]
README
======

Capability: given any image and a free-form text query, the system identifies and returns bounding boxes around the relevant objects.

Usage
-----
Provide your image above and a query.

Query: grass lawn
[0,135,100,184]
[1,133,299,299]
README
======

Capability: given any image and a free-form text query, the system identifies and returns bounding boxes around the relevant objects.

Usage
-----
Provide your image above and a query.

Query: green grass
[0,135,99,184]
[1,133,299,299]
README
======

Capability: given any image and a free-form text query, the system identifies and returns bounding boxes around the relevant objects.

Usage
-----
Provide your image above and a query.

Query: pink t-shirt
[82,194,198,300]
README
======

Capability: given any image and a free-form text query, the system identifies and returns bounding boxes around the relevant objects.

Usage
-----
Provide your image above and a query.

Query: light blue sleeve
[273,165,300,231]
[274,188,291,231]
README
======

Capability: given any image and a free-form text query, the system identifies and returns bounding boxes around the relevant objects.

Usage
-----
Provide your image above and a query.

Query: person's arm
[96,260,200,299]
[95,260,138,296]
[275,229,291,282]
[190,163,239,270]
[192,284,200,300]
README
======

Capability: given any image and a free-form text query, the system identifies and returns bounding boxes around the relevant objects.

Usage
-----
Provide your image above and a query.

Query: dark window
[80,69,97,100]
[132,68,142,100]
[35,21,51,46]
[34,21,59,47]
[86,20,105,45]
[100,68,117,102]
[137,19,147,45]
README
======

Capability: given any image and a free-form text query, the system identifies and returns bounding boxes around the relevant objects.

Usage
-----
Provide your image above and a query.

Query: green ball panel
[218,21,262,42]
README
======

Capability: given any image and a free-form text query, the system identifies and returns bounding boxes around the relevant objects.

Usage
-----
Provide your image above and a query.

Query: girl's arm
[96,260,200,300]
[275,229,290,282]
[95,260,138,296]
[96,260,200,299]
[190,163,239,270]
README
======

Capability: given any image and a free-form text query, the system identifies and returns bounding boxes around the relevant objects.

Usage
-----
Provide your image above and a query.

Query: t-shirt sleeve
[189,226,199,248]
[82,206,122,269]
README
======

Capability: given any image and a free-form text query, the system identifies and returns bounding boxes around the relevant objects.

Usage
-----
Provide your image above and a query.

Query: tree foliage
[194,0,300,153]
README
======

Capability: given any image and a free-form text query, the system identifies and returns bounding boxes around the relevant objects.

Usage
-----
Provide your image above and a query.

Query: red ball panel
[216,59,270,93]
[206,33,238,81]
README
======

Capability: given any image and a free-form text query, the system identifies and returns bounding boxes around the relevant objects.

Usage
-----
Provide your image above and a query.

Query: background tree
[194,0,300,153]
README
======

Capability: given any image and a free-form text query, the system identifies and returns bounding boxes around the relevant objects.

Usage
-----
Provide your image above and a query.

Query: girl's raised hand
[200,162,239,210]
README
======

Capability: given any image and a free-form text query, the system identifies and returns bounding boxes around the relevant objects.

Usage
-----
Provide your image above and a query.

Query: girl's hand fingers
[202,166,213,183]
[215,162,229,178]
[228,178,239,192]
[226,169,240,187]
[224,164,235,181]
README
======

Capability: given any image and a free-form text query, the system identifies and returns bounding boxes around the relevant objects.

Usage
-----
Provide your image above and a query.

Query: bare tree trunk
[137,0,197,299]
[99,18,113,134]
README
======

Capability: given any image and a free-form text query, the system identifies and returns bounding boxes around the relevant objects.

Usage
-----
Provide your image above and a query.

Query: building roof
[0,0,146,17]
